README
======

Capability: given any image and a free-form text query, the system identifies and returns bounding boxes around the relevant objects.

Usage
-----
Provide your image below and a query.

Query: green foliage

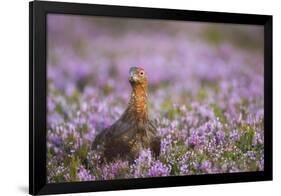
[198,88,208,100]
[69,156,81,181]
[235,125,255,153]
[160,99,176,120]
[211,103,227,123]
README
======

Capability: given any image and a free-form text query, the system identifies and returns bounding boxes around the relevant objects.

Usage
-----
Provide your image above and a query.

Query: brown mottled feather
[91,67,160,162]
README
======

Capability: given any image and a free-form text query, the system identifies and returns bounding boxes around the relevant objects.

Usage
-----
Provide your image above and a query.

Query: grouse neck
[128,83,148,122]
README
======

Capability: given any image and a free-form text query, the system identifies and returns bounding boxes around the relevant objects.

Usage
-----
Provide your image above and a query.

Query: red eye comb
[137,67,144,71]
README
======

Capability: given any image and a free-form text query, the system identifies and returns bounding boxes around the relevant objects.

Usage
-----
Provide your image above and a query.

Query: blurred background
[47,14,263,102]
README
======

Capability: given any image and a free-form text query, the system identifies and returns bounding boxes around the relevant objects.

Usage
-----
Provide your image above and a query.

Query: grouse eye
[140,71,144,76]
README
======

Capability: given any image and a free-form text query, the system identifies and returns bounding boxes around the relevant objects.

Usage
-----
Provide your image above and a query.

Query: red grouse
[92,66,160,162]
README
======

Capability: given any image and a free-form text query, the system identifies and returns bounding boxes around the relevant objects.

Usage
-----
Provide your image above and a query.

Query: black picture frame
[29,0,273,195]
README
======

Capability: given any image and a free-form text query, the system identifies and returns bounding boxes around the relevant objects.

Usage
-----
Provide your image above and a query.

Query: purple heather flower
[200,160,212,173]
[78,166,95,181]
[50,134,62,145]
[216,130,225,144]
[186,133,200,147]
[147,160,171,177]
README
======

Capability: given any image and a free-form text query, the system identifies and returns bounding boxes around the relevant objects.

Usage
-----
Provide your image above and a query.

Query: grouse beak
[129,72,137,82]
[129,69,138,82]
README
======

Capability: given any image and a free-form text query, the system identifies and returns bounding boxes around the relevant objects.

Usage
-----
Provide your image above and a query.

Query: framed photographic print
[29,0,273,195]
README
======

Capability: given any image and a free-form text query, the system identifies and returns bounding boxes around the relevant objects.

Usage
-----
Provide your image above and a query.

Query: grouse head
[129,66,148,87]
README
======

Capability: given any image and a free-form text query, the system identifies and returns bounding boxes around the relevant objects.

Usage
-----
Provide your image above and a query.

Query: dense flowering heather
[46,14,264,183]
